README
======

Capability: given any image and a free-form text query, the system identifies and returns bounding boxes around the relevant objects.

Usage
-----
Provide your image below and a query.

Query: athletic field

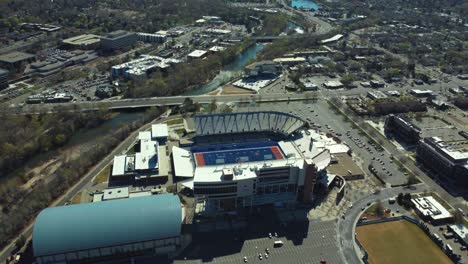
[356,220,452,264]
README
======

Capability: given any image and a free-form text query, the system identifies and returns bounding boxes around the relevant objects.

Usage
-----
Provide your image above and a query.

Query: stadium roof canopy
[33,194,181,257]
[194,111,306,137]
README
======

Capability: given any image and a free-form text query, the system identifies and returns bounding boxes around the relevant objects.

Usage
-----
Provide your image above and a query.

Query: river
[69,43,265,145]
[184,43,264,96]
[291,0,319,10]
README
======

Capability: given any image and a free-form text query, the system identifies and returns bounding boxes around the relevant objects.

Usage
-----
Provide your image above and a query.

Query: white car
[259,254,263,260]
[244,256,248,263]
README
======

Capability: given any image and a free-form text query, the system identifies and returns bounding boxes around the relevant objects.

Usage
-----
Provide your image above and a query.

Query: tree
[15,234,26,249]
[376,199,385,217]
[340,74,356,87]
[397,192,404,205]
[453,210,464,225]
[209,99,218,113]
[406,173,418,185]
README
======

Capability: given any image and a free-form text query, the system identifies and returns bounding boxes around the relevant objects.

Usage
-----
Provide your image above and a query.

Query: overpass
[3,83,449,115]
[2,93,320,115]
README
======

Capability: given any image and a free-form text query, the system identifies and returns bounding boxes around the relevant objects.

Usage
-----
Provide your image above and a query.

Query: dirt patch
[221,85,256,95]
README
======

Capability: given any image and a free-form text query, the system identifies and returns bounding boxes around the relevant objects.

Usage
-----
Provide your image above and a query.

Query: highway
[2,81,452,115]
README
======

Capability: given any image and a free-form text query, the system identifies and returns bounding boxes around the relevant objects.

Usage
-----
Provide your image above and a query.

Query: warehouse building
[33,194,183,264]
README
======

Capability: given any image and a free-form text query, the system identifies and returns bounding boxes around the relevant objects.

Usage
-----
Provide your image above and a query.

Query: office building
[0,51,35,73]
[136,32,167,43]
[111,124,169,184]
[62,34,101,50]
[416,137,468,185]
[101,30,137,51]
[0,68,9,90]
[384,114,421,144]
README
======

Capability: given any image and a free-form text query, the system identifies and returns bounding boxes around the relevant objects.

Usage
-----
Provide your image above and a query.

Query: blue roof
[33,194,181,257]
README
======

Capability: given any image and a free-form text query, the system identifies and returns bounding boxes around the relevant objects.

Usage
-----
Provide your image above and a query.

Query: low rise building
[323,80,343,89]
[187,50,208,60]
[367,91,388,100]
[137,32,167,43]
[273,57,307,65]
[384,114,421,144]
[62,34,101,50]
[411,89,433,97]
[0,51,35,73]
[244,61,281,78]
[416,137,468,185]
[111,55,180,80]
[111,124,169,184]
[448,224,468,246]
[0,68,9,90]
[411,196,452,223]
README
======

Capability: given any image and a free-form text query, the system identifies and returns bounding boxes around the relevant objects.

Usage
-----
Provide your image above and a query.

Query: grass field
[356,220,452,264]
[92,165,110,186]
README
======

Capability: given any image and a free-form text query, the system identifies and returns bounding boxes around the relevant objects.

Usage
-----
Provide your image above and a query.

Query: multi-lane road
[3,78,461,115]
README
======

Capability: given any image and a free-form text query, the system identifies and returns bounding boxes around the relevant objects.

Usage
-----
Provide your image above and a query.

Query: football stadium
[173,111,349,214]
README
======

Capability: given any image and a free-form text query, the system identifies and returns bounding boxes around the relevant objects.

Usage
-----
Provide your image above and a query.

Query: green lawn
[357,220,451,264]
[167,118,184,126]
[92,165,110,186]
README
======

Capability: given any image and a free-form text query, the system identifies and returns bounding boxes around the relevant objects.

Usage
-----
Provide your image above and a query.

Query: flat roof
[321,34,344,44]
[449,224,468,244]
[0,51,35,63]
[273,57,306,63]
[63,34,101,46]
[102,187,129,200]
[411,196,452,220]
[152,124,169,138]
[188,50,207,58]
[172,146,195,177]
[328,153,364,177]
[111,155,127,176]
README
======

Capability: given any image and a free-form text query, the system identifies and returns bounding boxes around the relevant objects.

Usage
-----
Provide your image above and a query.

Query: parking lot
[175,219,343,264]
[237,100,411,186]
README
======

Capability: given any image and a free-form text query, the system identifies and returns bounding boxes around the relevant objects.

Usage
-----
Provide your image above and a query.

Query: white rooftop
[411,196,452,220]
[321,34,344,44]
[102,187,129,201]
[111,155,127,176]
[152,123,169,138]
[172,146,195,178]
[449,224,468,245]
[188,50,207,58]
